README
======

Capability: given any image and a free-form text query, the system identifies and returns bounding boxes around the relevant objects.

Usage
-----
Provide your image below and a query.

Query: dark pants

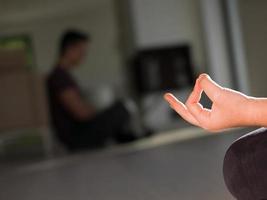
[67,102,131,151]
[223,128,267,200]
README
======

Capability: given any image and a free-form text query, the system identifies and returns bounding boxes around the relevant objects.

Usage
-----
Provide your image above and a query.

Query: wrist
[246,97,267,127]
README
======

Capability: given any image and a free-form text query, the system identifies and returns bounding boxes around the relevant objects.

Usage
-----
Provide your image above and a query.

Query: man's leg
[69,101,132,150]
[223,128,267,200]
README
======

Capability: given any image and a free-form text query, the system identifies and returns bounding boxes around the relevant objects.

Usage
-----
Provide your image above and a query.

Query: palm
[209,102,228,129]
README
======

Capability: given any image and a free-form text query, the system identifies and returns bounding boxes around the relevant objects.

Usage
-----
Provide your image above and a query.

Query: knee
[223,135,252,199]
[223,128,267,200]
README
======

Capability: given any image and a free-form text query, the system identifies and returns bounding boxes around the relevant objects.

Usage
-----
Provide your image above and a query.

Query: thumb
[198,74,223,102]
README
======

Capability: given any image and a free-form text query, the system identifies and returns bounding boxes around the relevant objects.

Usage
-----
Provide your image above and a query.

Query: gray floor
[0,128,253,200]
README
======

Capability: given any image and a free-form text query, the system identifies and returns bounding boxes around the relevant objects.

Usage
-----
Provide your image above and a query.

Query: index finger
[198,74,223,102]
[164,93,200,126]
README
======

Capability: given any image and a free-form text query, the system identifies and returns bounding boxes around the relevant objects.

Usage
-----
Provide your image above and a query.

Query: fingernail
[164,93,172,100]
[203,73,210,79]
[164,95,168,101]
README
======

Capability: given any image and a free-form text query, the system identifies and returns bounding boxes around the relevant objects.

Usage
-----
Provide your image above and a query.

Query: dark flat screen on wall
[132,45,195,95]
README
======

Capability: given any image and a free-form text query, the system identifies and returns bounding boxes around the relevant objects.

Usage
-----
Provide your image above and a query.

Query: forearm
[74,104,96,121]
[59,89,96,121]
[247,97,267,127]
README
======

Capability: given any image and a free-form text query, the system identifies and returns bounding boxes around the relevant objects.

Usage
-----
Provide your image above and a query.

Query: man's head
[59,30,90,67]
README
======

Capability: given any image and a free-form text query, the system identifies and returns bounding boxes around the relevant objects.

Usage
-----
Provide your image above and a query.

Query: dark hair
[59,29,90,56]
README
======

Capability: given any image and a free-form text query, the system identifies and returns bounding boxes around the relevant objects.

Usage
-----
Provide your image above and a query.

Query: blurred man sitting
[46,30,137,151]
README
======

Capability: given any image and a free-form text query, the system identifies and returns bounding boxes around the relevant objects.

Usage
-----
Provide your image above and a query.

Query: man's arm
[59,87,95,121]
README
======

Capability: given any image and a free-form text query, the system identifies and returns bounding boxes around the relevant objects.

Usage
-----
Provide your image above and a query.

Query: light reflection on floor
[0,127,253,200]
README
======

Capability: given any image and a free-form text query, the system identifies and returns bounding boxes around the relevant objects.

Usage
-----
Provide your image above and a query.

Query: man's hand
[59,88,95,121]
[164,74,254,132]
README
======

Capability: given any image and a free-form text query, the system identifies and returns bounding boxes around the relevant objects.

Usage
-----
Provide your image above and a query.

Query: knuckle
[213,87,224,101]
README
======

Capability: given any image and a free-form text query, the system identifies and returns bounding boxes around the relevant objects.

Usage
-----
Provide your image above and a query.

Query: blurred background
[0,0,266,199]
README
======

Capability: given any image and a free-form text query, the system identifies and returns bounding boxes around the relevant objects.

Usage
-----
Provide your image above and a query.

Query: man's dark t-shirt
[46,67,80,143]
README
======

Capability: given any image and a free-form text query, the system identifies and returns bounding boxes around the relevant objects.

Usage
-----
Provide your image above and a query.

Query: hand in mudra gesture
[164,74,255,132]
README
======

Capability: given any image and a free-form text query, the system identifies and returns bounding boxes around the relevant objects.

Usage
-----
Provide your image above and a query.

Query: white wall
[225,0,250,93]
[200,0,233,88]
[238,0,267,96]
[129,0,206,72]
[0,0,124,92]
